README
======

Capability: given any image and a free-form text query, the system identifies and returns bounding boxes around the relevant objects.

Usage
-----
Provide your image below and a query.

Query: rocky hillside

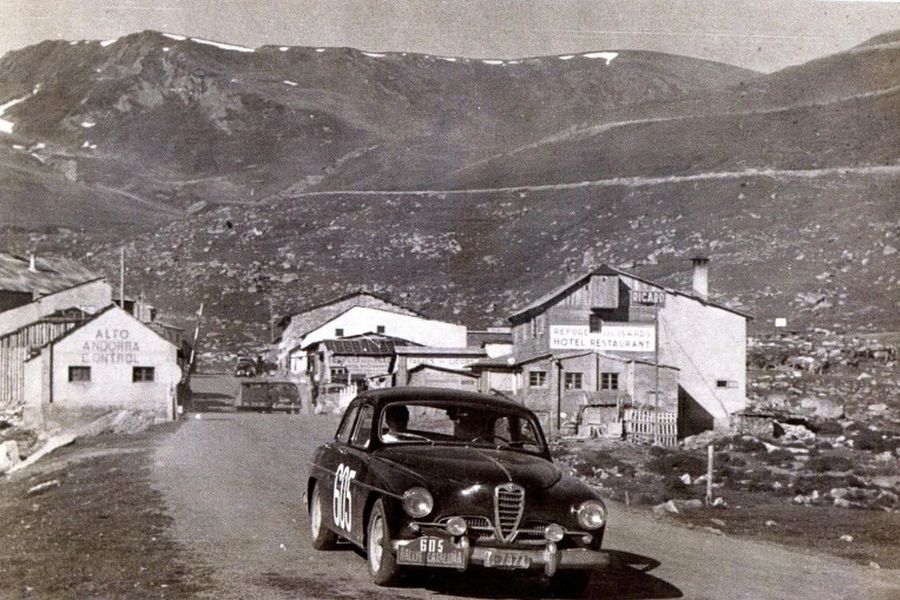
[0,30,753,228]
[0,30,897,353]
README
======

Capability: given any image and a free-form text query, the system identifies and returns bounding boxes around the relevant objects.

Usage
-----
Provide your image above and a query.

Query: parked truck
[236,381,302,413]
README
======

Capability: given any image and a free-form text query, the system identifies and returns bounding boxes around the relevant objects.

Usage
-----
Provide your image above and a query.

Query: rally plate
[397,537,466,568]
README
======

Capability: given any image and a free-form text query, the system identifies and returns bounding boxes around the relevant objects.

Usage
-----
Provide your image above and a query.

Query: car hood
[375,445,562,490]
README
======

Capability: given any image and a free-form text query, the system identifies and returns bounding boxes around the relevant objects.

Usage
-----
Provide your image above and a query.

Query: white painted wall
[289,306,467,371]
[40,306,180,419]
[624,277,747,427]
[0,279,112,336]
[484,343,513,358]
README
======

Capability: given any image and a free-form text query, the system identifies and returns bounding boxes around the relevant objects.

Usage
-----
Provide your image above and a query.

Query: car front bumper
[392,537,609,577]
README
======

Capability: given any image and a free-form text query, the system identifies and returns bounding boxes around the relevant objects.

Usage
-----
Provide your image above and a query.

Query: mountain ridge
[0,30,897,352]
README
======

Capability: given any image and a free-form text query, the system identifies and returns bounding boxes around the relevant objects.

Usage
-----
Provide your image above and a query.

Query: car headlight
[577,500,607,530]
[445,516,467,536]
[402,487,434,518]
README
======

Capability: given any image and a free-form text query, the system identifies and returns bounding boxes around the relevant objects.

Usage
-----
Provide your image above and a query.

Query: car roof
[357,386,531,413]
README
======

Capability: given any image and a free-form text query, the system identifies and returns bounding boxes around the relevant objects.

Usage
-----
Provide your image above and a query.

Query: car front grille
[494,483,525,542]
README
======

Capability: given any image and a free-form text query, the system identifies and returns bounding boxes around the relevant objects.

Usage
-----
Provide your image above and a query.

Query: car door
[317,402,360,540]
[320,402,373,546]
[336,403,375,546]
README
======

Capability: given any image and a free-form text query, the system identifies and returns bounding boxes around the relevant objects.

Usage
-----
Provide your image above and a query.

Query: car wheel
[309,483,338,550]
[544,571,592,598]
[367,499,401,586]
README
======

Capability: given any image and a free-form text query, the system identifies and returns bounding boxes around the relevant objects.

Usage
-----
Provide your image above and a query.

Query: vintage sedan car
[306,387,609,594]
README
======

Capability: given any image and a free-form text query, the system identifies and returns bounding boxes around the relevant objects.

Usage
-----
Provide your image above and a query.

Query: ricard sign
[549,324,655,352]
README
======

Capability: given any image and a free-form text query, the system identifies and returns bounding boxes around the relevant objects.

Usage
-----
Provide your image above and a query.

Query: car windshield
[377,401,547,455]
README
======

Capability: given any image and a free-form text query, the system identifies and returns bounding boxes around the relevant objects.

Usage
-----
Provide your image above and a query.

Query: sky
[2,0,900,72]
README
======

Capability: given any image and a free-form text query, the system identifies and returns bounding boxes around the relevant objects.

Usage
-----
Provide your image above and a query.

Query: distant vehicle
[234,357,257,377]
[307,387,609,596]
[236,381,302,413]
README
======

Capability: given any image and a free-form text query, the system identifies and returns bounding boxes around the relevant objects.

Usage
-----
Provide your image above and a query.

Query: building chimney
[691,256,709,300]
[28,252,37,272]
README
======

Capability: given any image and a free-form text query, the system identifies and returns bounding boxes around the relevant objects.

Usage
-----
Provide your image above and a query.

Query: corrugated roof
[394,345,485,356]
[323,338,397,356]
[0,253,102,296]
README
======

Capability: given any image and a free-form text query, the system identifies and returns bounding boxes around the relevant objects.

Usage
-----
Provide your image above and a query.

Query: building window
[376,325,385,334]
[330,367,347,383]
[716,379,738,389]
[589,314,603,333]
[534,315,545,338]
[68,366,91,382]
[335,328,344,337]
[133,367,155,382]
[529,371,547,388]
[601,372,619,390]
[564,372,583,390]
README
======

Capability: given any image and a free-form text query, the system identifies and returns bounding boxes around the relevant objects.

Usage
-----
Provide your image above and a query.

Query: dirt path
[151,390,900,599]
[285,164,900,200]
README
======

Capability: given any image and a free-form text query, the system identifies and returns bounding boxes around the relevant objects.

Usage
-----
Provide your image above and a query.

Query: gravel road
[151,376,900,599]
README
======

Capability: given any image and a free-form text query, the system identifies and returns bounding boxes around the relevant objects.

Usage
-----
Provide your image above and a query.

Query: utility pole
[654,301,660,445]
[554,360,563,441]
[187,303,204,378]
[119,247,125,310]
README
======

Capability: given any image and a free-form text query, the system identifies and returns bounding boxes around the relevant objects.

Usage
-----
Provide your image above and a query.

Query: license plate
[484,550,531,570]
[396,537,466,569]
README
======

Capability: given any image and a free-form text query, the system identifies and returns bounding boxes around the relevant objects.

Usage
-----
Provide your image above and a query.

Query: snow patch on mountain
[583,52,618,65]
[191,37,255,53]
[0,95,28,134]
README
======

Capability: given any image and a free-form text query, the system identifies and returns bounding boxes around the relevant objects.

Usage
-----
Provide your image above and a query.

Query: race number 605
[333,463,357,531]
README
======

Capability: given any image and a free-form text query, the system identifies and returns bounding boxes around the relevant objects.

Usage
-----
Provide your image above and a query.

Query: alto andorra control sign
[549,324,655,352]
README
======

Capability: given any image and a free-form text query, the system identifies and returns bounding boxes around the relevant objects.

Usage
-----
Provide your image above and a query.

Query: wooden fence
[623,408,678,447]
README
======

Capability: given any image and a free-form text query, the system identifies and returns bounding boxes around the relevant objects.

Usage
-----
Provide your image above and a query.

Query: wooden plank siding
[1,320,77,409]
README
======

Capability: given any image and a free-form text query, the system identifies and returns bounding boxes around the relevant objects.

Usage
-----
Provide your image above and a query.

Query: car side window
[350,405,374,449]
[336,405,360,444]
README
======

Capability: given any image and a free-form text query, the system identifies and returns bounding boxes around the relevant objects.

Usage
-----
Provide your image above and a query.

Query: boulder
[765,393,788,409]
[675,499,704,511]
[652,500,679,516]
[0,439,21,474]
[830,487,849,499]
[799,397,844,419]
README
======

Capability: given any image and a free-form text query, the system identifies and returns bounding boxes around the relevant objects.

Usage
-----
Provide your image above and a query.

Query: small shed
[22,304,182,428]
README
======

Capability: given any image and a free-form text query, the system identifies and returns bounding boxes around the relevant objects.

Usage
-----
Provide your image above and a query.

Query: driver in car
[381,405,410,442]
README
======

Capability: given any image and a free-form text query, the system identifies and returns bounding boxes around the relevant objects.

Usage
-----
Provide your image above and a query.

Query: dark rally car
[306,387,609,594]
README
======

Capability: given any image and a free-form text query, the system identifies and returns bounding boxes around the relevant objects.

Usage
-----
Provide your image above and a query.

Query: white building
[286,304,467,374]
[22,305,182,428]
[274,291,421,368]
[474,259,750,436]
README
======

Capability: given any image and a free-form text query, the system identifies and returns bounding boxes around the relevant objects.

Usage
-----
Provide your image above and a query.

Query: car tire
[367,499,402,586]
[544,571,592,598]
[309,483,338,550]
